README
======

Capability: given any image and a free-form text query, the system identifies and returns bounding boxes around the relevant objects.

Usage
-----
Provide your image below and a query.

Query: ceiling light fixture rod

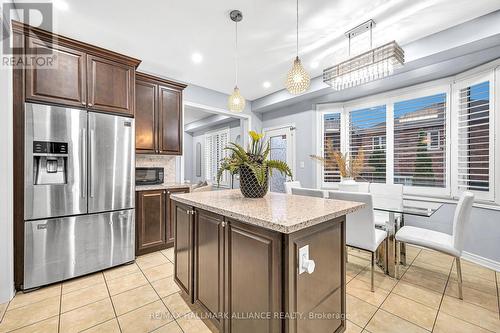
[345,19,376,55]
[230,10,243,87]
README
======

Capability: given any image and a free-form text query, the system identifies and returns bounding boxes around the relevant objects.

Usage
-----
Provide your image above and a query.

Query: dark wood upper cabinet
[25,37,87,108]
[87,55,135,116]
[166,187,190,246]
[136,190,167,256]
[135,79,157,153]
[135,72,186,155]
[158,85,182,155]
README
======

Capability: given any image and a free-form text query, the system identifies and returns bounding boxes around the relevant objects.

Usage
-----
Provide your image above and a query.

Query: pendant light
[228,10,245,113]
[285,0,310,94]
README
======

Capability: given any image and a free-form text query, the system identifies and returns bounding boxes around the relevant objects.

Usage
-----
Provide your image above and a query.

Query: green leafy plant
[217,131,293,186]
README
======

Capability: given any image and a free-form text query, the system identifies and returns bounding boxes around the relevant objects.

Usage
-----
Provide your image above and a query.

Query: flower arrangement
[217,131,293,197]
[310,141,364,179]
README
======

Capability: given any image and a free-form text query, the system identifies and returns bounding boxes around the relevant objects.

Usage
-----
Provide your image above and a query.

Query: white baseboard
[462,251,500,272]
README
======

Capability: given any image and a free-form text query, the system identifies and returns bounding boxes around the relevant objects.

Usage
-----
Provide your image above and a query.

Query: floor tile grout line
[2,314,60,333]
[362,248,442,332]
[57,284,62,333]
[134,256,184,332]
[429,257,454,332]
[103,271,123,333]
[0,299,12,323]
[496,272,500,320]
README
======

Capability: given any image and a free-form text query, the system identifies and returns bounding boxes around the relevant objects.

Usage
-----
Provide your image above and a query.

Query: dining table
[373,199,444,277]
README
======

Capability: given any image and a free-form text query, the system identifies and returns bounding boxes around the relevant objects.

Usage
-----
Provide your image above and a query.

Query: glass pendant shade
[285,56,311,94]
[228,86,245,112]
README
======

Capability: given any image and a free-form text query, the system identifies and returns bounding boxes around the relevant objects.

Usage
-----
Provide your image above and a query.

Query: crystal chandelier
[323,20,404,90]
[285,0,310,94]
[228,10,245,112]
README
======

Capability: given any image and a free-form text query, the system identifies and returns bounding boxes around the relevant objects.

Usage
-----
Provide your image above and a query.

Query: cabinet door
[158,85,182,155]
[25,37,86,108]
[87,55,134,116]
[166,188,190,246]
[174,202,194,301]
[135,79,157,153]
[136,190,167,256]
[224,220,282,333]
[194,210,224,329]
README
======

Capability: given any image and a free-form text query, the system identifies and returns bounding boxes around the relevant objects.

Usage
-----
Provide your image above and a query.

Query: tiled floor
[345,245,500,333]
[1,246,499,333]
[0,248,212,333]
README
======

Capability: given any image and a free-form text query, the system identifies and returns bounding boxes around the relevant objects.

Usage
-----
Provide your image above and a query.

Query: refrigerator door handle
[89,129,95,198]
[81,128,86,198]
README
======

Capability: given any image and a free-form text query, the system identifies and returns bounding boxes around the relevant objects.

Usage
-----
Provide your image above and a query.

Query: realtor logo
[1,2,56,68]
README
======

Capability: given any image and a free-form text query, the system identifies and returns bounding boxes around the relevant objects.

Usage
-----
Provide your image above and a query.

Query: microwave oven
[136,167,164,185]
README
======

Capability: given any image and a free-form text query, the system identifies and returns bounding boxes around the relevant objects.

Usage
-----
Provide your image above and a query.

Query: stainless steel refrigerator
[23,102,135,289]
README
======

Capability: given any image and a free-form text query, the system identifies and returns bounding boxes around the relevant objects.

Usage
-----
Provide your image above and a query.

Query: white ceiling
[184,106,213,125]
[14,0,500,100]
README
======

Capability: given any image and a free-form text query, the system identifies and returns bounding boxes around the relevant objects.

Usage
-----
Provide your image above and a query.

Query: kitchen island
[170,189,363,333]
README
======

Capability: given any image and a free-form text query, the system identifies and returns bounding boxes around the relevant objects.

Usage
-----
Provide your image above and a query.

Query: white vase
[340,177,359,192]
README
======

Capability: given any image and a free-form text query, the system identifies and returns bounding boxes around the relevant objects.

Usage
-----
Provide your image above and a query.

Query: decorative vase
[239,165,269,198]
[340,177,359,192]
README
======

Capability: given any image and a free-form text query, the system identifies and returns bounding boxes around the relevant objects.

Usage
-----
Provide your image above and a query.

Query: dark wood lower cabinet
[174,202,195,301]
[136,190,167,256]
[194,210,224,330]
[173,204,346,333]
[224,219,282,333]
[166,188,190,246]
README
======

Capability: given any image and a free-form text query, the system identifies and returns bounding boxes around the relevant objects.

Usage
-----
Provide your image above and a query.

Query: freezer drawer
[23,210,135,289]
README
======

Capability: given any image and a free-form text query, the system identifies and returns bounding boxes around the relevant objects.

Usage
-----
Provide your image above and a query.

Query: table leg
[399,214,407,266]
[386,212,396,277]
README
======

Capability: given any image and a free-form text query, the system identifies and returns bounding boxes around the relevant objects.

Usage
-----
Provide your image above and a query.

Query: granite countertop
[171,189,364,234]
[135,182,191,191]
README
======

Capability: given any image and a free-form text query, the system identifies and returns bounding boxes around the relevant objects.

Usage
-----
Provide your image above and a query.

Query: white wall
[0,11,15,303]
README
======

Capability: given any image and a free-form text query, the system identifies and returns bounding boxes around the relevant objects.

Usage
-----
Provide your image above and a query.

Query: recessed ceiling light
[263,81,271,88]
[191,53,203,64]
[311,61,319,69]
[53,0,69,11]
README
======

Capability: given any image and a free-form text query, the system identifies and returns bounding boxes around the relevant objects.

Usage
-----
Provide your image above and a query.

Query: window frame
[204,127,231,188]
[317,83,452,198]
[451,71,496,202]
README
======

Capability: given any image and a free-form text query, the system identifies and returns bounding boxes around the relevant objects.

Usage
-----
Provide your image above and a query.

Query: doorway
[263,125,296,193]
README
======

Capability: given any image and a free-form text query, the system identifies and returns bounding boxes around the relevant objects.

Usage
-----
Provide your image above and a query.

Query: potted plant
[217,131,293,198]
[310,142,364,190]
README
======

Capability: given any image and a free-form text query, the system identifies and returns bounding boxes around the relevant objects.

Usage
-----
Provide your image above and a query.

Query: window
[457,81,491,194]
[394,93,446,188]
[205,128,230,186]
[348,105,386,183]
[317,66,498,203]
[323,113,341,183]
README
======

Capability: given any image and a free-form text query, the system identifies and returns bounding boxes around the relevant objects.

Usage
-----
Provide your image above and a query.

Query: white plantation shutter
[456,80,492,199]
[393,93,447,188]
[323,113,342,183]
[204,128,230,186]
[348,105,386,183]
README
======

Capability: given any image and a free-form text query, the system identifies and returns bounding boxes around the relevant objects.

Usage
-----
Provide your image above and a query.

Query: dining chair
[338,182,370,193]
[328,191,388,291]
[291,187,326,198]
[284,180,302,194]
[395,191,474,299]
[369,183,403,228]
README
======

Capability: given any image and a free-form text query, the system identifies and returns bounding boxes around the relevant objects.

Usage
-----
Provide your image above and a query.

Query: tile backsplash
[136,155,177,183]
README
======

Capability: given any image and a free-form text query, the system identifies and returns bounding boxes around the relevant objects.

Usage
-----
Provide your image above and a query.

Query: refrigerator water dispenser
[33,141,68,185]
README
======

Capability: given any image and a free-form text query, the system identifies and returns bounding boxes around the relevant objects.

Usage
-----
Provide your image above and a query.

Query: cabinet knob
[167,191,170,194]
[81,101,86,106]
[88,103,93,107]
[221,221,226,228]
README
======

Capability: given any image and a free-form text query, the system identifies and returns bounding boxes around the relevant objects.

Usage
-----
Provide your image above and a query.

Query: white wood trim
[462,251,500,272]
